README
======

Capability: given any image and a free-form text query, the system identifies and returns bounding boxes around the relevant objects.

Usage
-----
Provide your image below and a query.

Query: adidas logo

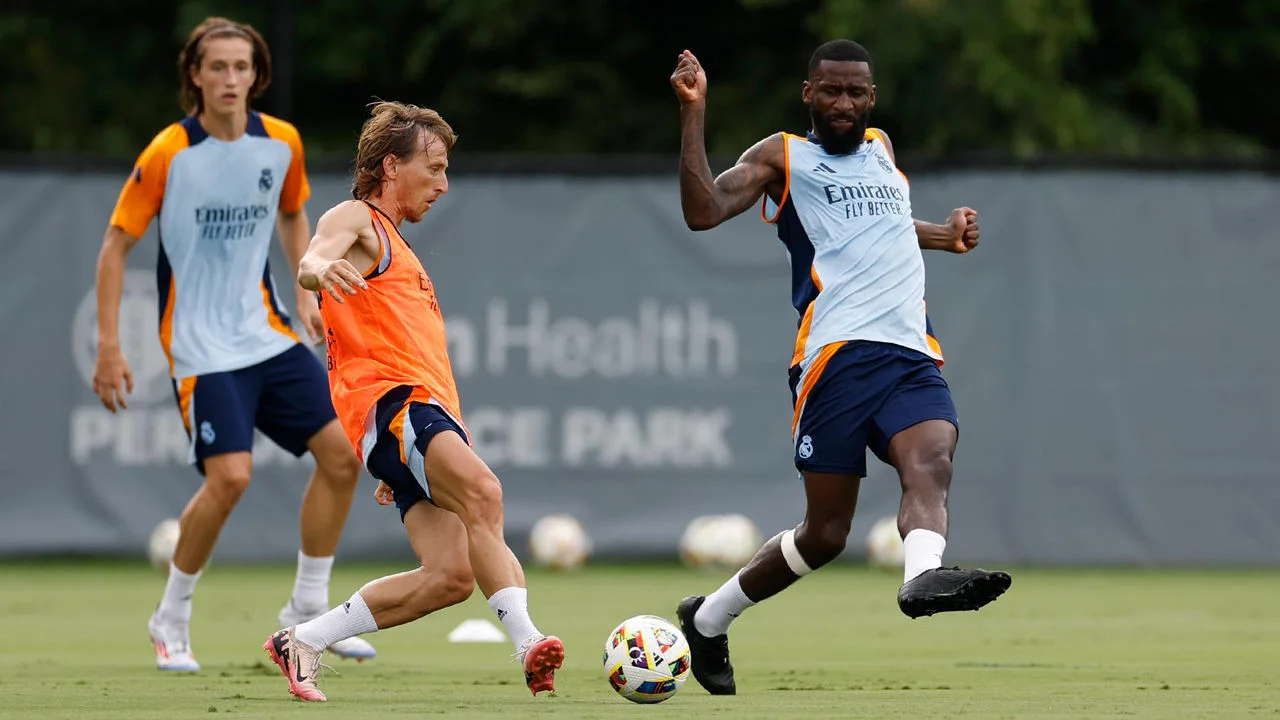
[812,162,837,174]
[497,609,508,620]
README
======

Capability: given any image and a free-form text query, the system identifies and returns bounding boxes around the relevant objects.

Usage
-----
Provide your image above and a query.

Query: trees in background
[2,0,1276,159]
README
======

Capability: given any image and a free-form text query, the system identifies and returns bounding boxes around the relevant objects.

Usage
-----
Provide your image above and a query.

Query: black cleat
[676,596,736,695]
[897,567,1012,619]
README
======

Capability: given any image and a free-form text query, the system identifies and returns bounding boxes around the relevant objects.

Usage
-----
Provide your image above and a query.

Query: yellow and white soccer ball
[678,514,761,570]
[603,615,691,704]
[865,515,905,569]
[528,514,591,571]
[148,518,181,574]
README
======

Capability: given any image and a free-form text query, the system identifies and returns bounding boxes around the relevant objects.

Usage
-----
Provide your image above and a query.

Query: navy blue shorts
[789,341,958,476]
[364,385,471,520]
[172,343,337,473]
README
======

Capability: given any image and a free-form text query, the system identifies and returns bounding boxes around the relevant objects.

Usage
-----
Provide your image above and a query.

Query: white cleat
[326,635,377,661]
[148,613,200,672]
[278,601,377,662]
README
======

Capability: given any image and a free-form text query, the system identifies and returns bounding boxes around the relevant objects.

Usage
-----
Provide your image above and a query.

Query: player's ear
[869,84,876,109]
[382,154,398,180]
[802,80,812,106]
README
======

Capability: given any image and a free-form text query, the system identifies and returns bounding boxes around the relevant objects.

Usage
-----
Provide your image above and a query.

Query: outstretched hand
[670,50,707,105]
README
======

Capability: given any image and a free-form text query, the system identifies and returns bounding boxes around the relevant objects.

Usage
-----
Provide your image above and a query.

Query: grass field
[1,561,1277,719]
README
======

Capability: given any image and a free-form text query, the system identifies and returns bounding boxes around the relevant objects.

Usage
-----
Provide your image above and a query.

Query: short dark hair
[808,40,873,76]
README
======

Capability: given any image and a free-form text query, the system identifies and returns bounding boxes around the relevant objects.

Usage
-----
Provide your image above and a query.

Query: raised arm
[874,127,981,254]
[671,50,784,231]
[298,201,371,303]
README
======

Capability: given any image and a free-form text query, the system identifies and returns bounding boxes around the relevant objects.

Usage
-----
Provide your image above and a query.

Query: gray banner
[0,168,1275,565]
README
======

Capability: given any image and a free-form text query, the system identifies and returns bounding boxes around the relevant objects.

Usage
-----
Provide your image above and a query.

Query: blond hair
[352,102,457,200]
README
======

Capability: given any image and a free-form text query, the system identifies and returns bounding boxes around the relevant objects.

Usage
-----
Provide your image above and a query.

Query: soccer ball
[678,514,761,570]
[148,518,181,573]
[678,515,719,568]
[711,514,762,567]
[528,514,591,571]
[865,516,904,569]
[603,615,691,704]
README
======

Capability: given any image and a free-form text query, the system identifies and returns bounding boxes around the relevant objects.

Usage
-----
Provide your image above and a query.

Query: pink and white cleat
[520,635,565,696]
[264,627,327,702]
[148,613,200,672]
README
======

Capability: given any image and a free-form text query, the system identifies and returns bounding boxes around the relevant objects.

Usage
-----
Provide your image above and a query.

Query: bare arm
[672,50,783,231]
[874,127,981,254]
[93,226,144,411]
[96,226,143,353]
[679,108,783,230]
[276,208,327,341]
[299,201,370,302]
[277,208,312,282]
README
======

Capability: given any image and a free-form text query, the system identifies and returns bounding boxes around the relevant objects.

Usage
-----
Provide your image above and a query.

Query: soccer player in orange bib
[263,102,563,702]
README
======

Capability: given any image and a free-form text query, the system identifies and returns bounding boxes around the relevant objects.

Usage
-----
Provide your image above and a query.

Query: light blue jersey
[763,129,942,381]
[110,111,308,380]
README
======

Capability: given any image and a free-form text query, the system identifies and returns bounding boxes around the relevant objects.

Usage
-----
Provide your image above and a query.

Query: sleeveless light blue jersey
[762,129,942,377]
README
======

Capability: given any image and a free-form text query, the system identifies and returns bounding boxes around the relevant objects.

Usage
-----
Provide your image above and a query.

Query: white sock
[293,592,379,650]
[156,564,201,626]
[290,552,334,615]
[694,571,756,637]
[488,586,541,653]
[903,529,947,583]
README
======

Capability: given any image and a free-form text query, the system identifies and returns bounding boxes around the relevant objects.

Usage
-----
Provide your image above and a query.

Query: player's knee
[409,565,474,612]
[318,445,362,484]
[795,517,850,568]
[455,470,505,530]
[435,566,475,608]
[204,470,252,505]
[901,451,953,491]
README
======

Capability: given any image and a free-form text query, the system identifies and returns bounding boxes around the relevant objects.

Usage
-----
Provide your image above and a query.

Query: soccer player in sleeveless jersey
[262,102,563,702]
[92,17,374,672]
[669,40,1012,695]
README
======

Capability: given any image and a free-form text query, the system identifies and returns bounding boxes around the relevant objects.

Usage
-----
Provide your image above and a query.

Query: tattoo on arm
[713,158,776,219]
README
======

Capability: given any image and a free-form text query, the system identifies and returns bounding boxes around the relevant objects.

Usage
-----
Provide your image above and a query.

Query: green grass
[0,561,1277,719]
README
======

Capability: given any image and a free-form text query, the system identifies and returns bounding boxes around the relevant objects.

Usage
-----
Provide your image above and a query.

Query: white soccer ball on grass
[865,515,905,569]
[678,514,762,570]
[603,614,691,704]
[528,514,591,571]
[148,518,181,573]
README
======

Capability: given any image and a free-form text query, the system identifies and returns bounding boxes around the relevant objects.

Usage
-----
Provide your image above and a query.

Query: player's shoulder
[864,127,895,160]
[318,199,372,229]
[256,112,304,145]
[140,121,192,161]
[739,132,789,166]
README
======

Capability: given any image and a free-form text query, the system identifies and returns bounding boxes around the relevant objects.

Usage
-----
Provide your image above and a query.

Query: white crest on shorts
[72,269,172,405]
[200,421,216,445]
[797,435,814,459]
